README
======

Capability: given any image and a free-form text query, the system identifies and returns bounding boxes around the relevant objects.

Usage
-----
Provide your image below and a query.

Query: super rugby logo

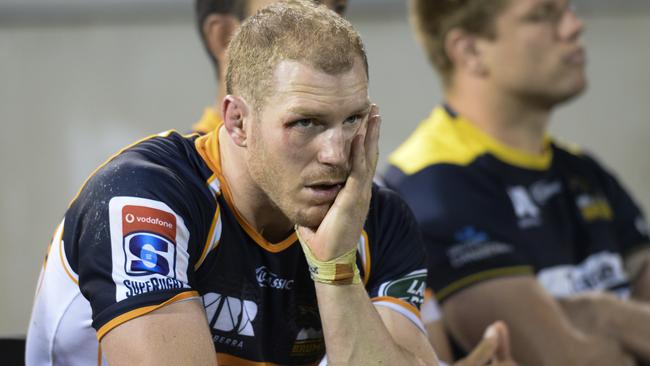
[122,205,177,277]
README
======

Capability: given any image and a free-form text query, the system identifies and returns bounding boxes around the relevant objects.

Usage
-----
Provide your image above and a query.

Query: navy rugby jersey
[26,123,427,365]
[383,105,650,303]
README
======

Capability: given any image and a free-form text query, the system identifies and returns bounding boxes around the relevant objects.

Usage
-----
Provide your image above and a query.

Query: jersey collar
[195,121,298,252]
[443,105,553,170]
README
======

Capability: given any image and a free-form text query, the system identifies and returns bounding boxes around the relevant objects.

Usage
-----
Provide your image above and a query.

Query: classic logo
[122,205,177,277]
[256,266,294,290]
[203,292,258,348]
[378,269,427,307]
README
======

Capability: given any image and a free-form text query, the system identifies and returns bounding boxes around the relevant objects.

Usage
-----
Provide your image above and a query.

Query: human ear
[445,29,488,77]
[222,95,250,147]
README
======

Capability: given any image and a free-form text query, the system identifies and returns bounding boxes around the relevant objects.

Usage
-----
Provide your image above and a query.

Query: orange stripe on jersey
[424,287,434,302]
[66,130,179,209]
[96,291,199,341]
[361,230,371,285]
[42,220,64,270]
[195,204,221,270]
[217,353,278,365]
[195,130,298,253]
[97,342,102,366]
[216,353,320,366]
[36,221,66,296]
[59,232,79,285]
[371,296,421,319]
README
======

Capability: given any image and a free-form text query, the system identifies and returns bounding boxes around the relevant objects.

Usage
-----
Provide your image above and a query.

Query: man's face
[245,58,370,228]
[480,0,586,106]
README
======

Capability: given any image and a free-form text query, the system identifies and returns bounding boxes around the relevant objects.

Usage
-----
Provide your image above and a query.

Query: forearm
[632,260,650,302]
[626,248,650,302]
[606,299,650,362]
[425,320,454,363]
[315,282,433,366]
[101,299,217,366]
[444,277,632,366]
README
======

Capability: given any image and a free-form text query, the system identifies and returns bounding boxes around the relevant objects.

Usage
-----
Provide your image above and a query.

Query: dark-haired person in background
[191,0,347,134]
[384,0,650,365]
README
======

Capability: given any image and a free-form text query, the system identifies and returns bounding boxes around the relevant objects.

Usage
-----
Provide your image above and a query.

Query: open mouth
[304,182,344,203]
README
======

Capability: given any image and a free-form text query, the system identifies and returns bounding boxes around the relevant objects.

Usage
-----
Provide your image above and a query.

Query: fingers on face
[350,104,379,179]
[364,104,381,170]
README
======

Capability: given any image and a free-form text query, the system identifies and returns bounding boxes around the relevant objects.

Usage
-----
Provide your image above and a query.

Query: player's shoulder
[368,183,418,220]
[384,159,484,217]
[366,183,427,248]
[69,131,209,212]
[388,106,489,176]
[550,138,613,176]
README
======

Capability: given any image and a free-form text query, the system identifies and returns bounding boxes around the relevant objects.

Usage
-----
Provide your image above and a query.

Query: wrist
[596,293,619,337]
[296,228,361,285]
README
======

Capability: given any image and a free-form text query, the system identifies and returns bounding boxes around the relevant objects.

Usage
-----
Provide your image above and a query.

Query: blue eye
[292,119,314,128]
[344,115,360,124]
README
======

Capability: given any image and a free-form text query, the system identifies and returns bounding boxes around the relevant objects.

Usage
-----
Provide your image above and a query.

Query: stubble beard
[249,162,330,229]
[246,134,326,230]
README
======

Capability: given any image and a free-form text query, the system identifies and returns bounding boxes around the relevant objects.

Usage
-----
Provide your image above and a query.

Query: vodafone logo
[132,215,174,229]
[122,205,177,241]
[123,211,174,229]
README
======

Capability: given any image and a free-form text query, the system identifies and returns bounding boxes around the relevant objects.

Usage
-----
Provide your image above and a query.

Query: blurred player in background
[384,0,650,365]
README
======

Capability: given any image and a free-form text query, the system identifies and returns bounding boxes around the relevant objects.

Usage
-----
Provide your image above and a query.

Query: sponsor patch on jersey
[378,269,427,307]
[291,305,325,358]
[538,251,629,298]
[291,328,325,357]
[447,227,514,268]
[109,197,191,302]
[507,185,542,228]
[576,194,613,222]
[203,292,258,349]
[122,205,177,277]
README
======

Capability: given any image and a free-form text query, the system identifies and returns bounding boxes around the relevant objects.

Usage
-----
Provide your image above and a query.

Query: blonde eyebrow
[288,101,371,118]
